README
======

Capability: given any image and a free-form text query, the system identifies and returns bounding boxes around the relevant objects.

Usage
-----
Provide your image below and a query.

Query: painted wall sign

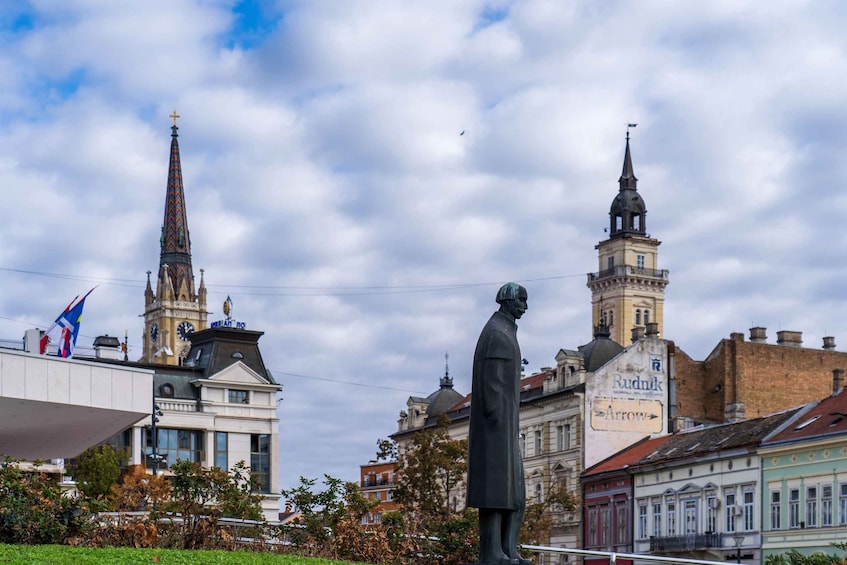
[590,397,663,433]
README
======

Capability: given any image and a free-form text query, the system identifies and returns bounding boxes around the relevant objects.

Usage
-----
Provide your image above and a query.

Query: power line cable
[270,369,428,395]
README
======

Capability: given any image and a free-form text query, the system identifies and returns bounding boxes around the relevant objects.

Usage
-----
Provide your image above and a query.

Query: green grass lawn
[0,544,366,565]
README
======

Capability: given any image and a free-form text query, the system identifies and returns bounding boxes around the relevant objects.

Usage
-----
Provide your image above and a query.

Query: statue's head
[496,282,528,319]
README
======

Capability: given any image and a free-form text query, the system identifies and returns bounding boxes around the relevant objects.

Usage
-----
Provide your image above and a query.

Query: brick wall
[676,333,847,423]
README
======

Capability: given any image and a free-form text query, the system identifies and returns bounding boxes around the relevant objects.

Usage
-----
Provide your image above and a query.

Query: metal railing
[588,266,669,282]
[649,532,723,551]
[521,544,728,565]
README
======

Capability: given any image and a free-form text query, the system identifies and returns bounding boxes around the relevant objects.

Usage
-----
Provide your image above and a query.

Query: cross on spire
[170,110,180,127]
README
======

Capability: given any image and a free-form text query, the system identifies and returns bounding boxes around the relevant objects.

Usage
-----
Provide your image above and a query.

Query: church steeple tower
[587,131,669,345]
[142,113,208,364]
[159,114,195,302]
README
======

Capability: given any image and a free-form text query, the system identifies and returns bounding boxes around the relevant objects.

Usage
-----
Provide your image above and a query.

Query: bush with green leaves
[0,458,93,544]
[69,444,121,505]
[167,459,266,549]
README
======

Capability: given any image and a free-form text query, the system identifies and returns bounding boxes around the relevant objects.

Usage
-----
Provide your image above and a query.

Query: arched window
[601,311,607,326]
[609,311,614,326]
[635,310,642,325]
[535,483,543,503]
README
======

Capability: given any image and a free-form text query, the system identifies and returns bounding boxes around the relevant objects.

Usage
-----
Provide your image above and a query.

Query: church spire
[618,130,638,191]
[158,111,195,302]
[609,129,647,238]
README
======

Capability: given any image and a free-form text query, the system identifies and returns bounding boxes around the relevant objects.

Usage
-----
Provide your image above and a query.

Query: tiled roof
[583,435,671,478]
[635,408,801,467]
[764,391,847,445]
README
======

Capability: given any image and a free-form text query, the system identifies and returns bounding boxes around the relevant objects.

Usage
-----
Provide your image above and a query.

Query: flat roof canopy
[0,350,152,460]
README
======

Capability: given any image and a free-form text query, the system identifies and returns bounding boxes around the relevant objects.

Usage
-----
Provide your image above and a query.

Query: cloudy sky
[3,0,847,489]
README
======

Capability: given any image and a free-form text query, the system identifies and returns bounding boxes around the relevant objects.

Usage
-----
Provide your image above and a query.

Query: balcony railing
[588,266,669,282]
[157,399,201,412]
[362,477,395,487]
[649,533,723,552]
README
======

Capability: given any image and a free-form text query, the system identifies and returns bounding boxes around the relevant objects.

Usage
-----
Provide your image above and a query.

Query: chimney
[749,327,767,343]
[730,332,744,342]
[646,322,660,338]
[631,326,646,343]
[776,330,803,348]
[833,369,845,396]
[823,336,837,350]
[93,335,122,360]
[23,329,45,354]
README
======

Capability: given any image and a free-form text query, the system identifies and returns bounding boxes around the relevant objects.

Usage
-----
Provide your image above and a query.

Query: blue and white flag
[39,287,95,358]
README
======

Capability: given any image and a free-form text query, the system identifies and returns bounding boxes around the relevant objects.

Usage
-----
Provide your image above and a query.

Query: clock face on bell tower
[177,321,195,341]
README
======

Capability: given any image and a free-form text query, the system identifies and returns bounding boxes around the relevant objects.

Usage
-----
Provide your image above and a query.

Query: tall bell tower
[586,131,668,345]
[141,113,208,364]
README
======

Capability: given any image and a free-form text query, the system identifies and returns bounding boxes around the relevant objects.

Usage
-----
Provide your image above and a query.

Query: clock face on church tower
[177,321,195,341]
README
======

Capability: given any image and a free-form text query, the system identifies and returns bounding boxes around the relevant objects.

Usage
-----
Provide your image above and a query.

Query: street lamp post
[732,533,745,563]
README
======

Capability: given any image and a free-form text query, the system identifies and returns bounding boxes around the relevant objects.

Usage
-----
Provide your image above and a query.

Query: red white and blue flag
[39,287,96,358]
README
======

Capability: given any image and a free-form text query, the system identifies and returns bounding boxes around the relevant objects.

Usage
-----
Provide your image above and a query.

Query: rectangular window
[789,488,800,529]
[807,486,818,527]
[228,389,249,404]
[214,431,228,470]
[652,502,662,537]
[564,424,571,449]
[822,485,833,527]
[637,254,645,270]
[638,503,648,540]
[607,256,615,270]
[534,430,542,455]
[684,499,698,534]
[840,484,847,525]
[706,494,717,532]
[250,433,271,494]
[771,491,781,530]
[743,490,755,531]
[600,507,610,546]
[519,433,526,457]
[725,493,737,533]
[589,508,598,546]
[616,503,627,544]
[667,502,677,536]
[143,427,204,470]
[556,425,564,451]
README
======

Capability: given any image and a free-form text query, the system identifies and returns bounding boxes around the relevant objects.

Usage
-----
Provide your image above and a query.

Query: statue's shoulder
[479,312,515,359]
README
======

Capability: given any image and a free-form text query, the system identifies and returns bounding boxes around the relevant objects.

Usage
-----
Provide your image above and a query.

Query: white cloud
[3,1,847,488]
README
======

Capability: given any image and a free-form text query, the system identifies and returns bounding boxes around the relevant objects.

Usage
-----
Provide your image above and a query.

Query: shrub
[0,458,93,544]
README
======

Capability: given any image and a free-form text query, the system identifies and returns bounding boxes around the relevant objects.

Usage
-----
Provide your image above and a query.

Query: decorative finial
[441,351,453,388]
[223,295,233,321]
[626,122,637,140]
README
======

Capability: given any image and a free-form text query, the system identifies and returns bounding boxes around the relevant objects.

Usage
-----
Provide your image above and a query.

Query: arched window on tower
[615,215,622,231]
[632,214,641,231]
[601,311,607,326]
[635,310,641,325]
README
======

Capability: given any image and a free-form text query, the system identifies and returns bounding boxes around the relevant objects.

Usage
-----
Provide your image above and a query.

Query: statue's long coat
[466,310,525,510]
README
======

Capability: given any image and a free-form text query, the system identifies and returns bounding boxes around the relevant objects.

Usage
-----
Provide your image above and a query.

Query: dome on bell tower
[609,133,647,238]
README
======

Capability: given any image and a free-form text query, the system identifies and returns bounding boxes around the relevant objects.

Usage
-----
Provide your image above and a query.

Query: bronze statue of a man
[467,282,531,565]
